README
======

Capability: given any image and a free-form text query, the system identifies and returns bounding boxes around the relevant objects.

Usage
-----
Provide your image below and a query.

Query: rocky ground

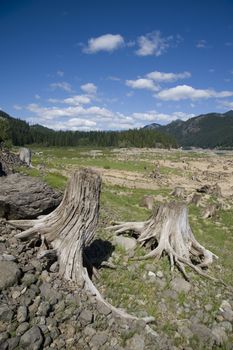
[0,219,181,350]
[0,218,233,350]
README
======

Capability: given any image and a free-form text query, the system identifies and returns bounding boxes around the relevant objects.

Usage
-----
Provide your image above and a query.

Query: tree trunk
[108,201,219,281]
[10,168,155,323]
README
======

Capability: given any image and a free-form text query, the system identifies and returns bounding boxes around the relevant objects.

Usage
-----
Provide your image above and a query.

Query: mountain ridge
[144,110,233,148]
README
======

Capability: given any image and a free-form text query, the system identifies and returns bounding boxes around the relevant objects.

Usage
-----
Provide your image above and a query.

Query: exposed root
[108,201,222,283]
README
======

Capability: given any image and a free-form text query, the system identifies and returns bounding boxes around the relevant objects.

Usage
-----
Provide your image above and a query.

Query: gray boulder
[114,236,137,251]
[19,326,43,350]
[0,261,21,290]
[0,173,62,219]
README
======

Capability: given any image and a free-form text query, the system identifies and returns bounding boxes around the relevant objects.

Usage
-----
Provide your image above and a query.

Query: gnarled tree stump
[10,168,155,324]
[108,201,219,281]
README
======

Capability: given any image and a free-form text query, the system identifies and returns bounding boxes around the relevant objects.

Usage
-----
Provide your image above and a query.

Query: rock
[114,236,137,251]
[7,336,20,350]
[170,277,191,293]
[219,321,232,333]
[19,326,43,350]
[16,322,30,336]
[148,271,156,277]
[90,331,108,348]
[156,271,164,278]
[190,323,213,344]
[0,332,9,346]
[17,305,28,323]
[0,261,21,290]
[21,273,37,286]
[0,253,17,261]
[79,310,94,326]
[211,325,228,346]
[39,282,60,304]
[49,261,59,273]
[126,333,145,350]
[0,304,13,322]
[0,173,62,220]
[37,301,51,317]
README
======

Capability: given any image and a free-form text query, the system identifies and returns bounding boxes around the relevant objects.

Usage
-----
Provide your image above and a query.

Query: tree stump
[171,186,185,198]
[10,168,155,323]
[108,201,218,281]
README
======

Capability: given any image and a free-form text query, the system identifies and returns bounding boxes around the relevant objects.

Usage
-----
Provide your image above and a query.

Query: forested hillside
[145,110,233,149]
[0,110,177,148]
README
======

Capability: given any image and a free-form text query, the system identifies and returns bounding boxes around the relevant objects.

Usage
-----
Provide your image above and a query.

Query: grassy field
[19,146,233,348]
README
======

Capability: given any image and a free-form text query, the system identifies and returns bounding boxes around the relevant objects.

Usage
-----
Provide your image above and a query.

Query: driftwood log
[108,202,219,281]
[9,168,155,324]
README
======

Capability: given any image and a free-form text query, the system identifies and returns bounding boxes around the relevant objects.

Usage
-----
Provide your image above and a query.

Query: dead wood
[202,204,219,219]
[10,168,155,324]
[108,201,220,282]
[171,186,185,198]
[140,195,154,210]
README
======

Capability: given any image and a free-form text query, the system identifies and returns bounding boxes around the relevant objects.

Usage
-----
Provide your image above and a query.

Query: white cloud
[131,110,194,123]
[155,85,233,101]
[147,71,191,82]
[57,70,64,77]
[26,103,113,121]
[63,95,91,105]
[219,100,233,109]
[135,31,181,57]
[126,78,160,91]
[81,83,97,95]
[48,95,91,105]
[196,40,207,48]
[83,34,124,53]
[50,82,73,92]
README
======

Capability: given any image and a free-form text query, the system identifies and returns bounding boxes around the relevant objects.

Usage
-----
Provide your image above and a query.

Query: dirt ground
[89,149,233,198]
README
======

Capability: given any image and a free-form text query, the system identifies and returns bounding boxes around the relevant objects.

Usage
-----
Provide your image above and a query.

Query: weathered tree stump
[9,168,155,324]
[108,201,219,281]
[140,195,154,210]
[171,186,185,198]
[202,204,219,219]
[190,193,202,206]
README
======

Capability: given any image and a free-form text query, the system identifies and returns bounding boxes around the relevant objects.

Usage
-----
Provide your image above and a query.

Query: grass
[17,145,233,347]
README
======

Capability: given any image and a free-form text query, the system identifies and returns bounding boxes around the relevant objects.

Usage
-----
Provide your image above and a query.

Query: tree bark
[108,201,219,281]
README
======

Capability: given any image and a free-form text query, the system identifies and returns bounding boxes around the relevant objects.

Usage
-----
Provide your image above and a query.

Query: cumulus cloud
[126,78,160,91]
[155,85,233,101]
[50,82,73,92]
[83,34,124,53]
[136,31,181,57]
[81,83,97,95]
[26,103,114,121]
[63,95,91,105]
[147,71,191,82]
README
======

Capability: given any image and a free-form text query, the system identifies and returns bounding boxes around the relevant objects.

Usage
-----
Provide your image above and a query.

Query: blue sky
[1,0,233,130]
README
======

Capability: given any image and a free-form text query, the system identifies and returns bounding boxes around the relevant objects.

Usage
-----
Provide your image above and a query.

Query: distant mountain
[144,111,233,148]
[143,122,161,130]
